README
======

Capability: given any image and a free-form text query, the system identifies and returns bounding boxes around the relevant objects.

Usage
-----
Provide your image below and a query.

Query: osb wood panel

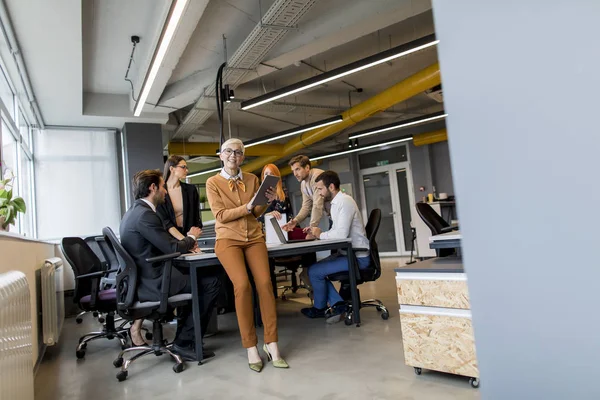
[397,279,470,309]
[400,313,479,378]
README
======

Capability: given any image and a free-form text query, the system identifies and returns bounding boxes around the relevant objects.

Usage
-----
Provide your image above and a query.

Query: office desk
[429,230,462,250]
[173,238,356,363]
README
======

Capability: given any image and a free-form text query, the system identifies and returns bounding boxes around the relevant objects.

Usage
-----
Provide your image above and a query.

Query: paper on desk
[265,214,287,244]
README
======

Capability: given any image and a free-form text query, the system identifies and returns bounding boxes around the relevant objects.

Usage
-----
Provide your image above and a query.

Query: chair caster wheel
[414,367,422,375]
[113,358,123,368]
[76,318,83,324]
[145,332,153,340]
[116,371,128,382]
[381,311,389,320]
[76,350,86,359]
[173,363,184,373]
[98,317,105,324]
[344,315,353,326]
[281,295,287,301]
[93,312,99,318]
[470,378,480,388]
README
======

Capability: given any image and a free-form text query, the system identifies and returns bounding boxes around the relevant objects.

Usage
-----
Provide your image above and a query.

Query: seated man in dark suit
[120,169,220,360]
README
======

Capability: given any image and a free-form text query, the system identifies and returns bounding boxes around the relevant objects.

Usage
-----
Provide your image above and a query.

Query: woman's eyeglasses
[222,148,244,157]
[176,165,189,170]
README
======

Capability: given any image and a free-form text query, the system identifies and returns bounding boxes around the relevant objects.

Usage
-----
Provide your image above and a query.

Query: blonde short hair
[221,138,245,153]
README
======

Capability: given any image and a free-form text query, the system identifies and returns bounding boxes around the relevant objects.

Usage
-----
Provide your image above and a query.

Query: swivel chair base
[75,311,128,359]
[113,320,185,381]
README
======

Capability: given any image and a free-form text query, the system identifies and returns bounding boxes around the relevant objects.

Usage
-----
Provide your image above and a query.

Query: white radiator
[0,271,34,400]
[41,257,64,346]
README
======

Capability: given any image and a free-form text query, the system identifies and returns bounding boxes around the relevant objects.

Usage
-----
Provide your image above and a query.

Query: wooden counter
[395,257,479,387]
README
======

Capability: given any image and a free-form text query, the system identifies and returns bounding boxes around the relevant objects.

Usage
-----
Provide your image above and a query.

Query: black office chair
[61,237,128,359]
[273,256,312,300]
[87,234,153,340]
[75,236,119,325]
[415,202,458,257]
[102,227,191,382]
[327,208,389,325]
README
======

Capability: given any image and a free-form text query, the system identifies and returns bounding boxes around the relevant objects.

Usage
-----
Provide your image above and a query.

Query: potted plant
[0,172,26,232]
[199,194,207,210]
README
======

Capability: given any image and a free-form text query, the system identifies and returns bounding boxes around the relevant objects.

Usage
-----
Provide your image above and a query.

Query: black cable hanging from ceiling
[215,62,227,167]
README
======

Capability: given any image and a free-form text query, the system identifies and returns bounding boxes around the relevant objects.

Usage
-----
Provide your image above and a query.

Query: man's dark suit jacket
[120,199,196,302]
[156,182,202,234]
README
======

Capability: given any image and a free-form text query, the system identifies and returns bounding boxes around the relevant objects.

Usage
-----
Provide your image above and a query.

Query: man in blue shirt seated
[301,170,371,323]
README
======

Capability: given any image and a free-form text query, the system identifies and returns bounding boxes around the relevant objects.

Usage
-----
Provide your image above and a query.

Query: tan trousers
[215,238,278,348]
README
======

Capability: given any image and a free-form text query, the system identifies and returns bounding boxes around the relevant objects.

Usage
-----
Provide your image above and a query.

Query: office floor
[35,258,480,400]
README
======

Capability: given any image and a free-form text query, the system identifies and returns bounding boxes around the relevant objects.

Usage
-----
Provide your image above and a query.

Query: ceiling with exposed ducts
[3,0,444,171]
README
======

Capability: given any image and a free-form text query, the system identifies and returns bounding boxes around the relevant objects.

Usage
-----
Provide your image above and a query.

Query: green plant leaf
[5,204,14,225]
[12,197,26,213]
[0,189,7,199]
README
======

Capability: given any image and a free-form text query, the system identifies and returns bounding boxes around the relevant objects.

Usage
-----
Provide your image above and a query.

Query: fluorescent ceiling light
[187,167,221,179]
[312,136,413,161]
[244,115,344,148]
[349,113,447,140]
[240,34,438,110]
[134,0,189,117]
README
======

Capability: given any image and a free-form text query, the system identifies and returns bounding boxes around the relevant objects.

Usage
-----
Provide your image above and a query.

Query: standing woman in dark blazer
[157,155,203,240]
[128,155,203,347]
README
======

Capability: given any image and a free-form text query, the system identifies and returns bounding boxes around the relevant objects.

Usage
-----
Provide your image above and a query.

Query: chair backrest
[365,209,382,280]
[102,227,138,314]
[61,237,104,302]
[416,202,450,236]
[85,235,118,269]
[84,235,103,261]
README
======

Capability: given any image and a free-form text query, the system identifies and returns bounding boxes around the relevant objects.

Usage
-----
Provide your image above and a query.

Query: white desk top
[267,238,350,250]
[178,238,351,261]
[429,230,462,242]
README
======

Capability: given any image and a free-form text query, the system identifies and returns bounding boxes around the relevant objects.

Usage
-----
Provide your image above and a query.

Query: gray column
[120,123,164,211]
[433,1,600,398]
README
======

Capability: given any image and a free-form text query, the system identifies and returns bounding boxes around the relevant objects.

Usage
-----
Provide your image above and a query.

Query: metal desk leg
[190,267,204,364]
[346,246,361,327]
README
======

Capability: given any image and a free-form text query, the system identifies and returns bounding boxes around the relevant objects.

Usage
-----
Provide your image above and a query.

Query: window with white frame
[0,61,35,237]
[33,128,121,240]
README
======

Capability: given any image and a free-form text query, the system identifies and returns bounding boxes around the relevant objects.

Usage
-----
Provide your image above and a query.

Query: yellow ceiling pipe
[168,142,284,157]
[412,128,448,146]
[241,63,441,172]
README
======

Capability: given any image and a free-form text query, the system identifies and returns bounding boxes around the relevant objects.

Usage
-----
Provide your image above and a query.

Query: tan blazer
[293,168,330,227]
[206,172,268,242]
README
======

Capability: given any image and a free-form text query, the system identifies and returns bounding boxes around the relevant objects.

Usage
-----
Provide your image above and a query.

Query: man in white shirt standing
[301,170,371,323]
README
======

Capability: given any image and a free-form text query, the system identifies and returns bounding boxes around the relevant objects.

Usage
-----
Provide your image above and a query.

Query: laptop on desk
[269,218,316,244]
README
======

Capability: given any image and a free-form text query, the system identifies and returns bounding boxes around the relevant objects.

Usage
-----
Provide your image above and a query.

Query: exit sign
[376,160,389,166]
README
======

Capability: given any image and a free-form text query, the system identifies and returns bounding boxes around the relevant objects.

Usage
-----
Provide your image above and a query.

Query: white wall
[433,1,600,398]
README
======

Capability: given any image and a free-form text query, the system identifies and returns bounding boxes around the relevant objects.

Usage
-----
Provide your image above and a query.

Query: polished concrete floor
[35,259,480,400]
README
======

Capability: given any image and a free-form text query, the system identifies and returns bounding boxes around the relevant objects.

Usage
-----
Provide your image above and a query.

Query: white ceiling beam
[135,0,211,115]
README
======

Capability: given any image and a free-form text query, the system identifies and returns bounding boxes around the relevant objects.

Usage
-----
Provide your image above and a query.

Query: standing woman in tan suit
[206,138,288,372]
